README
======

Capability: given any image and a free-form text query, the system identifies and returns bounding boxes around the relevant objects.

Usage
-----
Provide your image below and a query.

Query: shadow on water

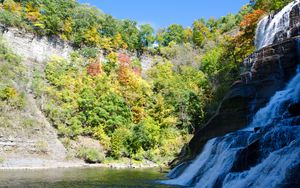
[0,167,181,188]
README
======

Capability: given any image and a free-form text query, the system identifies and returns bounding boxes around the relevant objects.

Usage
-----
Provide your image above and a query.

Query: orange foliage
[229,9,266,63]
[117,53,131,84]
[118,53,131,67]
[240,9,266,28]
[87,62,102,76]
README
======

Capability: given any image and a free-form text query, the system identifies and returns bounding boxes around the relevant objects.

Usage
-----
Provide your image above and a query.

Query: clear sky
[78,0,249,29]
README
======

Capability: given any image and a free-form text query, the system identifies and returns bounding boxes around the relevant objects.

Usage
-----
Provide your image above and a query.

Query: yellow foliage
[93,126,111,150]
[107,52,118,63]
[113,32,124,49]
[122,43,128,50]
[25,3,41,22]
[84,26,101,46]
[62,17,73,40]
[3,87,17,99]
[99,37,113,51]
[3,0,21,12]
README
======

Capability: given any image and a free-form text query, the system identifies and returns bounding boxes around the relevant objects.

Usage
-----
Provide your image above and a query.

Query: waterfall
[161,68,300,187]
[161,2,300,186]
[255,0,300,50]
[249,67,300,128]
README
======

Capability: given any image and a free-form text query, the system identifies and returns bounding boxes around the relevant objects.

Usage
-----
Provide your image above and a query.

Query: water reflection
[0,167,178,187]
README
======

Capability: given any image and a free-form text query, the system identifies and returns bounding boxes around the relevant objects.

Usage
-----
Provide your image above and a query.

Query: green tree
[192,19,211,48]
[139,24,155,48]
[251,0,293,12]
[118,19,140,51]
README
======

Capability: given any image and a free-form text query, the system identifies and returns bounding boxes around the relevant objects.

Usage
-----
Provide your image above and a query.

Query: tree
[251,0,293,12]
[164,24,185,45]
[101,14,118,37]
[118,19,140,51]
[83,26,101,46]
[233,9,266,62]
[112,32,125,49]
[139,24,155,49]
[87,62,102,76]
[3,0,21,12]
[192,19,211,48]
[132,116,160,151]
[72,4,103,46]
[183,27,193,44]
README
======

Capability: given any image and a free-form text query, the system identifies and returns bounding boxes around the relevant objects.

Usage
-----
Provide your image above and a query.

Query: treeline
[0,0,252,53]
[0,0,293,164]
[250,0,294,12]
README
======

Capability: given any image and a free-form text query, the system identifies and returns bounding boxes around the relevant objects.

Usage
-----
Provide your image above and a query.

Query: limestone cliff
[0,25,74,168]
[0,24,73,63]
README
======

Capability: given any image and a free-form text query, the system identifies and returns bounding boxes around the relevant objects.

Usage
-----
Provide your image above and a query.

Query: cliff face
[0,24,73,63]
[172,0,300,166]
[0,25,73,168]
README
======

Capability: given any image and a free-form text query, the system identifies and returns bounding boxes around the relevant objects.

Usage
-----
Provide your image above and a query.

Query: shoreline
[0,161,161,170]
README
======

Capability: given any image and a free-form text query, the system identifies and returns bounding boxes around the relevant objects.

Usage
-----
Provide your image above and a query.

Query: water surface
[0,167,178,187]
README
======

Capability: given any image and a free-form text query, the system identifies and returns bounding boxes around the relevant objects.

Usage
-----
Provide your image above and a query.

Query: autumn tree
[192,19,212,48]
[233,9,266,61]
[87,62,102,76]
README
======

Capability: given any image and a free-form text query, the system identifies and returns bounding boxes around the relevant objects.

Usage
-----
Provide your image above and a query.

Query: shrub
[111,127,132,159]
[0,9,22,26]
[0,156,4,163]
[23,118,37,127]
[35,140,48,154]
[79,47,99,59]
[0,86,26,109]
[77,147,105,163]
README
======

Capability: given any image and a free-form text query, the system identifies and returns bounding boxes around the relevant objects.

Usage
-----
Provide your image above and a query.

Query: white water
[222,139,300,188]
[162,1,300,186]
[249,66,300,127]
[255,0,300,49]
[162,67,300,187]
[163,139,217,186]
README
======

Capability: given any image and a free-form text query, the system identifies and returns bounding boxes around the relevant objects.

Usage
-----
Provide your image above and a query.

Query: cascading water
[162,1,300,187]
[255,0,300,50]
[162,67,300,188]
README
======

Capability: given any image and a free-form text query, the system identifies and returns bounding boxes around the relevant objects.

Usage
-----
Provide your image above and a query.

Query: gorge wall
[167,1,300,187]
[0,25,74,168]
[171,0,300,166]
[0,24,73,63]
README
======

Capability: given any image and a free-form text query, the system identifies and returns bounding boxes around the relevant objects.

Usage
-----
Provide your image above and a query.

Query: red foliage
[87,63,102,76]
[118,53,131,67]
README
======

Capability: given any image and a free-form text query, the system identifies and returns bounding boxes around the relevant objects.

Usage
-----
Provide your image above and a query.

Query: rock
[172,37,300,167]
[288,102,300,117]
[231,139,261,172]
[0,24,73,63]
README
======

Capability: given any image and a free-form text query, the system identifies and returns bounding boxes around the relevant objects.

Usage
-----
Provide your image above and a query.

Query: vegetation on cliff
[0,38,25,111]
[0,0,295,165]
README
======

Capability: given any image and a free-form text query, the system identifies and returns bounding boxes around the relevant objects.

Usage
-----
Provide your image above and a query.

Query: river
[0,167,179,187]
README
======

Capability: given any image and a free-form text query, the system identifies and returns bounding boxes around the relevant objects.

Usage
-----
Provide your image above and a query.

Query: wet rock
[172,34,300,169]
[288,102,300,117]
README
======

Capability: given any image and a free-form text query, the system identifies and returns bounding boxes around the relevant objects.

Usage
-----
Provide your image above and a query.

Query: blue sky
[78,0,249,29]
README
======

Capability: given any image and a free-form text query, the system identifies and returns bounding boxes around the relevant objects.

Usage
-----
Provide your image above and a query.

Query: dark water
[0,168,178,188]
